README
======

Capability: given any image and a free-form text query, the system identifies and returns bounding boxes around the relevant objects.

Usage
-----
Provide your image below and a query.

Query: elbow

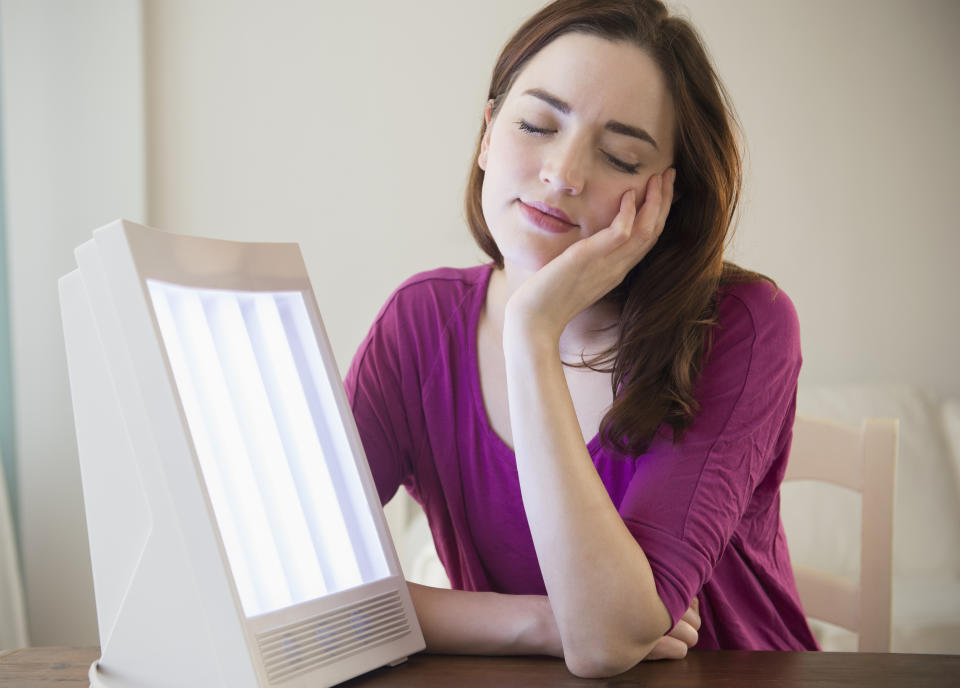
[564,652,631,679]
[559,593,676,677]
[562,637,660,679]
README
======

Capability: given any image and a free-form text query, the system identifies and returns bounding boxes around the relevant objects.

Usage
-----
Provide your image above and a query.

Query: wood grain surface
[2,647,958,687]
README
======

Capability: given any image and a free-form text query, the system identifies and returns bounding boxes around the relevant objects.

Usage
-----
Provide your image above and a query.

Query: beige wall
[142,0,541,379]
[1,0,146,646]
[143,0,960,397]
[2,0,957,645]
[691,0,960,395]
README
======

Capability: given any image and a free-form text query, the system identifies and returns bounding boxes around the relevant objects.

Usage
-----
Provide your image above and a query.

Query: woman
[346,0,818,677]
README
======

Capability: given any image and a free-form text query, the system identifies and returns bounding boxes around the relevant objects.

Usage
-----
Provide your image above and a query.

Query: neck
[485,262,620,363]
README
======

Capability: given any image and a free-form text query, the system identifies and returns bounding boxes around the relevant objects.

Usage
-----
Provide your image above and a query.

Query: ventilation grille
[256,591,410,684]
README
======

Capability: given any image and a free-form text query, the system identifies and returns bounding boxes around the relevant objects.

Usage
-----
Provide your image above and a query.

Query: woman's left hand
[504,168,675,343]
[644,597,701,661]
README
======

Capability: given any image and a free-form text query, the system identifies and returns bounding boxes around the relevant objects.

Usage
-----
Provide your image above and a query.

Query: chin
[494,231,572,274]
[500,249,562,274]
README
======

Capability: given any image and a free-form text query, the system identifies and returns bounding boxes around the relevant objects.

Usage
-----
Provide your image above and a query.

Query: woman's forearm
[501,318,672,676]
[407,582,562,657]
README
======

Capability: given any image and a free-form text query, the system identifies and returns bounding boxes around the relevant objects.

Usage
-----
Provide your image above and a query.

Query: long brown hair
[466,0,771,455]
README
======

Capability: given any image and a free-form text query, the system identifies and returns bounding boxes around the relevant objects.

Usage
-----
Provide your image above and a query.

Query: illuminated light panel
[147,281,388,618]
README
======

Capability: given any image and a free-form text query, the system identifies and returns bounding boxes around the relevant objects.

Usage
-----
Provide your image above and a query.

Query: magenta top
[345,264,819,650]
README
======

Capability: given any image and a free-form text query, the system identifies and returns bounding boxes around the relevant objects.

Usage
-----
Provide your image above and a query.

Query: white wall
[2,0,957,645]
[1,0,146,645]
[143,0,960,398]
[142,0,543,376]
[686,0,960,397]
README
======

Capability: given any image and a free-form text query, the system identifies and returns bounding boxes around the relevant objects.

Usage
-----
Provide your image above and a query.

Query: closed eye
[517,119,641,174]
[602,152,641,174]
[515,119,554,135]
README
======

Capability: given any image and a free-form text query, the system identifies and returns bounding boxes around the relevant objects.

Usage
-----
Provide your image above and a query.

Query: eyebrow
[522,88,660,151]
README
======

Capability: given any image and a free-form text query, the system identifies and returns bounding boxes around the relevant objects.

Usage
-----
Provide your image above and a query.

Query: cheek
[584,190,629,235]
[480,138,527,213]
[488,126,540,181]
[586,176,653,234]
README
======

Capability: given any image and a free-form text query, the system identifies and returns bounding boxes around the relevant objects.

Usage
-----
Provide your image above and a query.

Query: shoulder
[359,264,491,368]
[714,279,800,363]
[380,264,491,320]
[348,264,490,389]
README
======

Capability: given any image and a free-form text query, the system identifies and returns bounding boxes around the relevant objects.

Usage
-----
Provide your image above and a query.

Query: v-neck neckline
[466,264,604,459]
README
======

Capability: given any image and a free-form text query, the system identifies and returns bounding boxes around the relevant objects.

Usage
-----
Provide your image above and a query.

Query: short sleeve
[617,282,802,625]
[344,292,419,506]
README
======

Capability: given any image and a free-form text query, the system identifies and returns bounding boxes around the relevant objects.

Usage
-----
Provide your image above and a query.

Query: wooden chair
[784,415,899,652]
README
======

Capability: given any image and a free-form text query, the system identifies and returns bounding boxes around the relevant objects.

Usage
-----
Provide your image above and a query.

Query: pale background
[1,0,957,646]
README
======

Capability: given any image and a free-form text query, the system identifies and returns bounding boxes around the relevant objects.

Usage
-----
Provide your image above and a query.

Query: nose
[540,138,586,195]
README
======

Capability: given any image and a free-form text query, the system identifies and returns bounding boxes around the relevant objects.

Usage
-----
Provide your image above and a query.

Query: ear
[477,99,495,171]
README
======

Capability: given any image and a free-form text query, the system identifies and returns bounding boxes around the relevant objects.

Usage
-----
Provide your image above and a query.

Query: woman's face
[479,32,677,274]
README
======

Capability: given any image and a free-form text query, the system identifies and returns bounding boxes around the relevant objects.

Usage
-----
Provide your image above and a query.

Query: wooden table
[1,647,957,687]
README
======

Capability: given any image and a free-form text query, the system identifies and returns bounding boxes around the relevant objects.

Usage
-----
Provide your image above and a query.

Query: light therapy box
[59,220,424,688]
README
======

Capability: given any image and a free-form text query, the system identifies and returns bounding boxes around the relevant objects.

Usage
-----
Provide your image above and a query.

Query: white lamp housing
[59,219,424,688]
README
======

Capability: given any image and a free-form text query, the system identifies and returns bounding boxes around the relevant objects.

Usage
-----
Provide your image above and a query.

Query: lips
[517,200,578,235]
[523,200,575,225]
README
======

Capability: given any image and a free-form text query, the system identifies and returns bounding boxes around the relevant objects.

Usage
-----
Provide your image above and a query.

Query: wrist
[503,293,563,347]
[515,595,563,657]
[502,304,560,360]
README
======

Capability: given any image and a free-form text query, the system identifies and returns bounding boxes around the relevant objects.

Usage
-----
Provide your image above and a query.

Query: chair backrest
[784,415,899,652]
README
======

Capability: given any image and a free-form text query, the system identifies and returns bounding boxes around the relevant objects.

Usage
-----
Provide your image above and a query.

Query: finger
[655,168,676,230]
[615,188,638,239]
[680,609,700,631]
[668,618,699,649]
[631,172,663,238]
[681,603,701,631]
[574,188,636,261]
[645,635,689,661]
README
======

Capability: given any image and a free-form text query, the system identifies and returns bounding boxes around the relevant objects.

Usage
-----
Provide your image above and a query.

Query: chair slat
[785,415,898,652]
[792,564,860,631]
[786,417,863,490]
